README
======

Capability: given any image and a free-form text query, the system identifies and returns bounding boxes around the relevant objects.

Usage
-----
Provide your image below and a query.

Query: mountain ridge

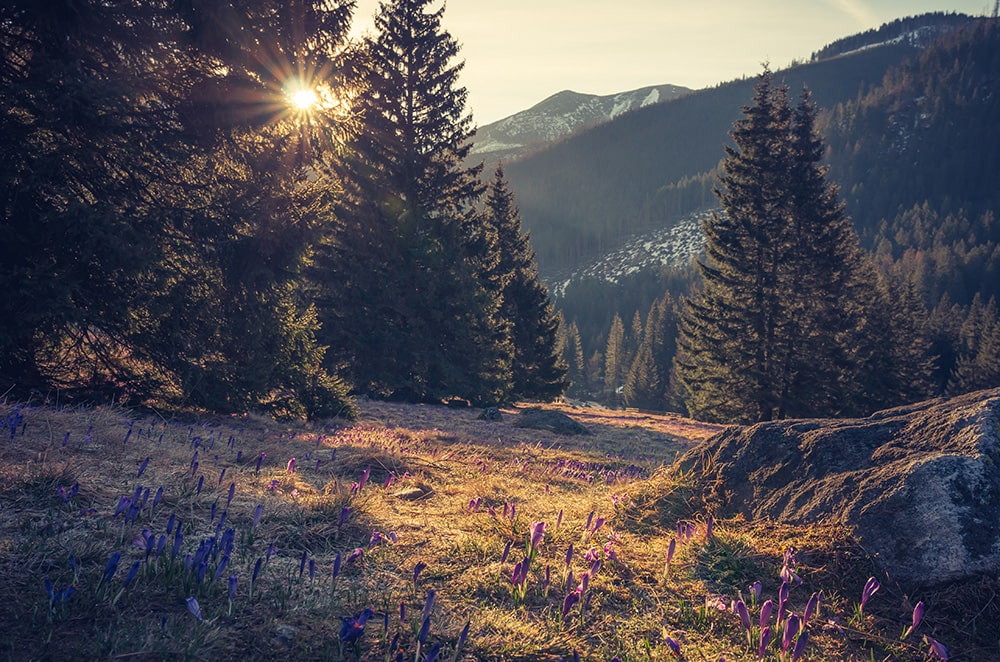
[471,83,691,163]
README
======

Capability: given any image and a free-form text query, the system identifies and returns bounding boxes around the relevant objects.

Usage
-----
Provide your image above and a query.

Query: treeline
[0,0,566,417]
[809,12,974,62]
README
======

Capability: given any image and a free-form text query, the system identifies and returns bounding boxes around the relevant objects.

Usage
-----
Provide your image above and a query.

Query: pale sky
[350,1,992,124]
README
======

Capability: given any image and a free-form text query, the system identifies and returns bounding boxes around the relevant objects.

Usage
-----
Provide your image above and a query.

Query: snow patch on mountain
[551,210,712,297]
[471,84,690,163]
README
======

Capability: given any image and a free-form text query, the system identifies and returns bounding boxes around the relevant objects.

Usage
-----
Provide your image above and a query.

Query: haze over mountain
[471,84,690,164]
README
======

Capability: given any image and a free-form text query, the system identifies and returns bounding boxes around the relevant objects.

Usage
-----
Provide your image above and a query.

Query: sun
[288,85,318,112]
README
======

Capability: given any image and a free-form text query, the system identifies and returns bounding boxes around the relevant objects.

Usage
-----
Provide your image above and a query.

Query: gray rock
[515,407,590,435]
[678,388,1000,587]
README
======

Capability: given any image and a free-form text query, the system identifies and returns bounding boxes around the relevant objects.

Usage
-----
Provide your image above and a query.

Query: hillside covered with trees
[551,18,1000,420]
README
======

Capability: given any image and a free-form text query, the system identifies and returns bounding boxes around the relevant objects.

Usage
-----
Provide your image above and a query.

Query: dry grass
[0,399,992,661]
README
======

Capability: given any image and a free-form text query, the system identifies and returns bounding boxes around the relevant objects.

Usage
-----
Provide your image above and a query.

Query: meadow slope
[0,399,983,660]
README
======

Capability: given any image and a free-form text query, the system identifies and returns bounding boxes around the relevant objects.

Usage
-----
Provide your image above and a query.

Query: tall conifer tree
[321,0,509,404]
[675,70,873,423]
[483,166,568,401]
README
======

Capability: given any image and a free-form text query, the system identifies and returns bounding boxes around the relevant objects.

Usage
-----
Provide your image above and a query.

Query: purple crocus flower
[782,614,800,653]
[750,580,763,604]
[346,548,364,564]
[228,575,237,601]
[760,599,774,628]
[735,600,752,633]
[565,543,574,567]
[758,626,772,660]
[529,521,545,551]
[123,560,141,588]
[421,589,435,623]
[299,550,308,578]
[252,558,263,584]
[791,630,808,662]
[286,457,296,474]
[413,560,427,585]
[103,552,121,584]
[924,635,949,660]
[511,560,526,587]
[665,636,681,658]
[860,576,880,613]
[252,504,263,529]
[803,591,821,626]
[152,486,163,509]
[359,467,370,492]
[255,452,265,473]
[217,467,226,486]
[455,621,470,659]
[501,540,512,564]
[186,596,203,622]
[556,509,563,529]
[339,608,374,642]
[562,589,580,616]
[705,514,713,540]
[308,558,315,581]
[585,511,594,531]
[137,456,150,478]
[904,601,925,638]
[332,553,342,580]
[337,506,350,529]
[172,529,183,558]
[226,482,235,506]
[196,475,203,494]
[665,538,677,572]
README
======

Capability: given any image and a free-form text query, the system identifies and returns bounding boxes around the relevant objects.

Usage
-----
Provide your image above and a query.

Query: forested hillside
[550,17,1000,418]
[504,13,976,276]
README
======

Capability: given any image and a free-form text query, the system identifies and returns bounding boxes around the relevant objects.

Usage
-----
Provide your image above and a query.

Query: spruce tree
[321,0,509,404]
[483,166,568,401]
[675,70,874,423]
[675,70,793,422]
[604,314,625,403]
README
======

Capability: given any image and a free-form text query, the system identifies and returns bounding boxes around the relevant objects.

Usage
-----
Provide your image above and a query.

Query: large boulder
[515,407,590,435]
[678,388,1000,586]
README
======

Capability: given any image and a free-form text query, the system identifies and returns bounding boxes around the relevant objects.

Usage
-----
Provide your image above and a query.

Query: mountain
[470,84,691,164]
[501,12,980,278]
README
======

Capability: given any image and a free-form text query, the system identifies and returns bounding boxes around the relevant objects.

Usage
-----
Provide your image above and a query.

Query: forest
[0,0,566,418]
[552,19,1000,421]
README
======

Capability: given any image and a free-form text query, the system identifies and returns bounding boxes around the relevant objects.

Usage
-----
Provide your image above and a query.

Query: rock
[515,407,590,435]
[678,388,1000,587]
[392,483,433,501]
[477,406,502,421]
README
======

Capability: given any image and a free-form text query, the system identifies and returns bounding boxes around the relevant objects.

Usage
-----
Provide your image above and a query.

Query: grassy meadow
[0,399,981,660]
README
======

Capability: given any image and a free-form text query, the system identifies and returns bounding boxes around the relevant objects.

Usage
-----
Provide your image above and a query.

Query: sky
[349,1,993,125]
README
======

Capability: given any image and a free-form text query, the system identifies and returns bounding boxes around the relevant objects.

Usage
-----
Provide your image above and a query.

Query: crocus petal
[906,600,925,637]
[186,596,203,622]
[782,615,800,652]
[792,631,808,662]
[736,600,752,632]
[758,626,771,660]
